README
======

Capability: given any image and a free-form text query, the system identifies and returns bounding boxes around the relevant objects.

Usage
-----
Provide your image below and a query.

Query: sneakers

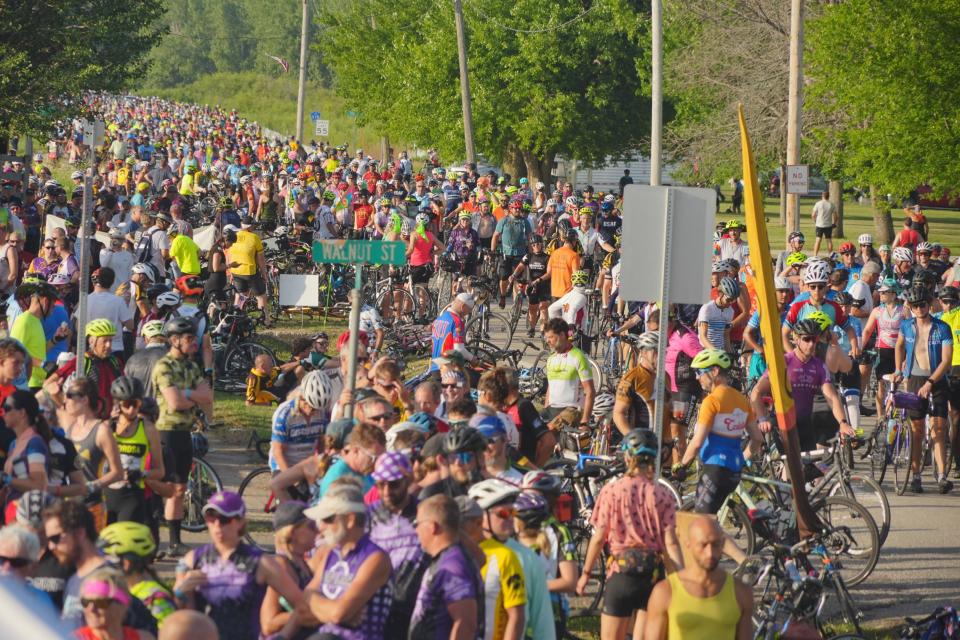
[910,476,924,494]
[938,478,954,494]
[527,327,536,338]
[859,404,876,417]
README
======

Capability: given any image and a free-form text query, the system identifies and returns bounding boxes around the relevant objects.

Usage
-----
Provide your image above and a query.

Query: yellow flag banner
[737,104,821,538]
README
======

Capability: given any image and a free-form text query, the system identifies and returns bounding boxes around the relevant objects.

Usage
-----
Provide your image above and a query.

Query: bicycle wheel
[816,575,864,638]
[467,311,514,350]
[224,342,277,382]
[435,270,453,311]
[237,466,278,553]
[588,357,605,394]
[827,473,891,548]
[891,419,913,496]
[182,457,223,532]
[812,496,880,587]
[867,428,889,485]
[656,477,682,509]
[682,497,756,558]
[412,284,437,324]
[377,287,417,326]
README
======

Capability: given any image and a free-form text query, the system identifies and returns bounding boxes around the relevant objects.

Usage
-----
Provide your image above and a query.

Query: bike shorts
[906,376,949,419]
[693,464,740,514]
[498,255,523,280]
[875,347,896,377]
[160,431,194,484]
[670,389,701,427]
[602,568,663,617]
[527,282,549,305]
[836,365,861,392]
[410,263,434,285]
[104,486,148,525]
[949,372,960,409]
[233,273,266,296]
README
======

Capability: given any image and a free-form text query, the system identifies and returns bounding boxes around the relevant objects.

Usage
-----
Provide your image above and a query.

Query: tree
[807,0,960,242]
[0,0,165,138]
[315,0,652,181]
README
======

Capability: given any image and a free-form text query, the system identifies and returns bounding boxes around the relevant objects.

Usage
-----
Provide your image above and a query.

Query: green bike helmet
[690,349,732,370]
[785,252,808,267]
[805,309,833,332]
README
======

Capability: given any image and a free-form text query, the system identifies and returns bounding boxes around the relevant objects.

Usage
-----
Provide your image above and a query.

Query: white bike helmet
[156,291,182,310]
[774,277,792,290]
[468,478,519,510]
[592,392,616,417]
[415,212,430,226]
[803,261,831,284]
[636,331,660,351]
[131,262,158,282]
[916,241,933,254]
[892,247,913,263]
[300,370,333,411]
[858,233,873,245]
[141,320,166,339]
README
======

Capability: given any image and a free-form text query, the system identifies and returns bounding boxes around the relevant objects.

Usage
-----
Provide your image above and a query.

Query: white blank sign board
[620,185,714,304]
[279,274,320,307]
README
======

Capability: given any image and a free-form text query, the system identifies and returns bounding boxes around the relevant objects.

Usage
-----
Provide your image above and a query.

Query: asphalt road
[160,418,960,631]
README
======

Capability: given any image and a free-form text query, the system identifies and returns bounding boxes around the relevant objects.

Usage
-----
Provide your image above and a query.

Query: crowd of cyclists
[0,91,955,640]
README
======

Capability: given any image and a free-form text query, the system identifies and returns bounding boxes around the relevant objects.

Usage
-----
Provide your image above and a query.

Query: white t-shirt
[717,237,749,265]
[98,249,134,293]
[813,200,835,228]
[77,291,133,352]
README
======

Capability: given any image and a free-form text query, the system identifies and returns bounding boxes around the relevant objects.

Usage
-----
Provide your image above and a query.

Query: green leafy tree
[316,0,652,180]
[0,0,165,138]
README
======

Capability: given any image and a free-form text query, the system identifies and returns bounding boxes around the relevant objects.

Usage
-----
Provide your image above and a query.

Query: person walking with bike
[894,287,954,494]
[492,197,533,309]
[678,349,762,564]
[430,293,476,373]
[577,429,683,640]
[644,516,753,640]
[151,317,213,556]
[508,234,549,337]
[861,277,908,417]
[406,212,444,313]
[445,211,481,279]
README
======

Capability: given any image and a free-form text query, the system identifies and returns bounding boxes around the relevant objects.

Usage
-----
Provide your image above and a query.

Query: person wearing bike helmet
[543,229,581,301]
[47,319,125,418]
[752,318,853,455]
[742,278,793,390]
[406,210,445,310]
[891,245,917,291]
[613,331,664,437]
[103,376,164,526]
[171,275,213,375]
[836,241,862,283]
[715,219,748,266]
[775,231,806,275]
[679,349,761,529]
[577,429,683,640]
[10,278,62,389]
[782,260,860,361]
[151,316,212,556]
[419,426,486,500]
[492,196,534,308]
[894,287,954,494]
[507,233,550,337]
[547,269,589,340]
[269,369,332,476]
[697,276,738,352]
[97,521,176,628]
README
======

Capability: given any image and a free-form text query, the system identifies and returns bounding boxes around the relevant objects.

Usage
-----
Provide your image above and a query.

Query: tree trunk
[779,162,787,227]
[829,180,844,237]
[870,184,894,245]
[520,148,554,185]
[500,143,524,182]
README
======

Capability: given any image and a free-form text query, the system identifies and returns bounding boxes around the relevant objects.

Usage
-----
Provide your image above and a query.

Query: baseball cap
[304,482,366,522]
[371,452,413,482]
[421,432,446,459]
[203,491,246,518]
[325,418,356,450]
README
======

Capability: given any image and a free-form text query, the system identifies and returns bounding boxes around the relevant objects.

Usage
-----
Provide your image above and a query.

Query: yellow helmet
[97,521,157,559]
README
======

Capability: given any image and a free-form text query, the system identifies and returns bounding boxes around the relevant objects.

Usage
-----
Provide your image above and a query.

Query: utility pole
[295,0,310,144]
[785,0,804,235]
[453,0,476,165]
[649,0,663,186]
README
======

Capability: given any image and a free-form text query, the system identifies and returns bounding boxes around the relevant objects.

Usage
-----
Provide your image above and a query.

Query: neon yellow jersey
[546,347,593,408]
[178,173,194,196]
[131,580,176,628]
[940,307,960,366]
[480,539,526,640]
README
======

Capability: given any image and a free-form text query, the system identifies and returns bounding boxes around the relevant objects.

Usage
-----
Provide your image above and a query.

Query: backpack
[135,227,160,264]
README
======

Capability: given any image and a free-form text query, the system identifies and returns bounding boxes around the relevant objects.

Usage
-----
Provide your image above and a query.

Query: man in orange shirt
[541,229,581,300]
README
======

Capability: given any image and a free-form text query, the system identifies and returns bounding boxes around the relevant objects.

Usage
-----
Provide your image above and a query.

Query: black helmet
[145,283,171,300]
[904,287,930,306]
[164,317,195,337]
[565,228,579,244]
[620,428,658,459]
[191,431,210,458]
[110,376,144,401]
[940,286,960,302]
[834,291,854,306]
[442,426,487,455]
[530,234,544,245]
[675,303,701,328]
[793,318,824,337]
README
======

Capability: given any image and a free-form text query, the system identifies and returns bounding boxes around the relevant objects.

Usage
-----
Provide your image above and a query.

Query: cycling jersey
[696,385,754,473]
[107,419,148,490]
[269,398,327,472]
[833,316,862,354]
[430,309,467,371]
[5,435,48,501]
[765,352,829,420]
[409,542,484,640]
[505,538,557,640]
[246,367,280,405]
[191,543,265,640]
[480,538,527,640]
[696,301,733,352]
[784,298,850,331]
[940,307,960,366]
[546,347,593,408]
[359,304,384,336]
[874,304,907,349]
[596,213,621,243]
[522,251,549,280]
[495,215,533,257]
[317,535,393,640]
[901,316,953,378]
[130,580,176,628]
[665,329,702,393]
[615,364,658,430]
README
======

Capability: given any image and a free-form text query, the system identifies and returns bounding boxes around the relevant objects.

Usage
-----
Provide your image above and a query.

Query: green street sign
[312,240,406,266]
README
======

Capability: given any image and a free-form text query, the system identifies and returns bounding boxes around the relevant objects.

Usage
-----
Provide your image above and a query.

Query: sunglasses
[911,302,929,309]
[376,477,407,490]
[808,284,827,290]
[0,555,30,568]
[365,413,393,423]
[492,506,516,519]
[2,402,20,413]
[449,452,475,465]
[81,598,113,610]
[798,335,819,343]
[204,512,237,525]
[47,533,64,546]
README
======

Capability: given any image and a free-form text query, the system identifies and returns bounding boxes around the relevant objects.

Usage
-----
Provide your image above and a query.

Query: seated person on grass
[246,353,298,406]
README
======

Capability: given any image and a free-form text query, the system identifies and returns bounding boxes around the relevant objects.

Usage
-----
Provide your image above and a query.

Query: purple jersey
[783,351,830,418]
[317,535,393,640]
[191,543,265,640]
[409,543,484,640]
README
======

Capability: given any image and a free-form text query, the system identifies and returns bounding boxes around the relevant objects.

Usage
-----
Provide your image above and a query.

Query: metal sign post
[75,120,103,373]
[312,239,405,418]
[652,190,674,478]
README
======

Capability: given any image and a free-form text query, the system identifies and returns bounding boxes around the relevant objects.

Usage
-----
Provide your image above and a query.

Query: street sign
[310,111,321,122]
[312,239,406,266]
[786,164,809,195]
[81,120,105,147]
[315,119,329,137]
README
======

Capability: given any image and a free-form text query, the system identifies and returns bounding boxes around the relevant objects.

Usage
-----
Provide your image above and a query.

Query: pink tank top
[409,232,435,266]
[877,304,905,349]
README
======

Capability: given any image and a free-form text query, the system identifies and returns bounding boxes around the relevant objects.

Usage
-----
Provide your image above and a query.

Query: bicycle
[210,307,277,392]
[181,453,224,533]
[237,464,312,552]
[462,277,514,350]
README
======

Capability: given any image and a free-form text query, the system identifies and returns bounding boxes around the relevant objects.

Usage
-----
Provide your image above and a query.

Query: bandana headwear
[390,212,402,235]
[441,369,466,388]
[415,219,428,241]
[81,579,131,606]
